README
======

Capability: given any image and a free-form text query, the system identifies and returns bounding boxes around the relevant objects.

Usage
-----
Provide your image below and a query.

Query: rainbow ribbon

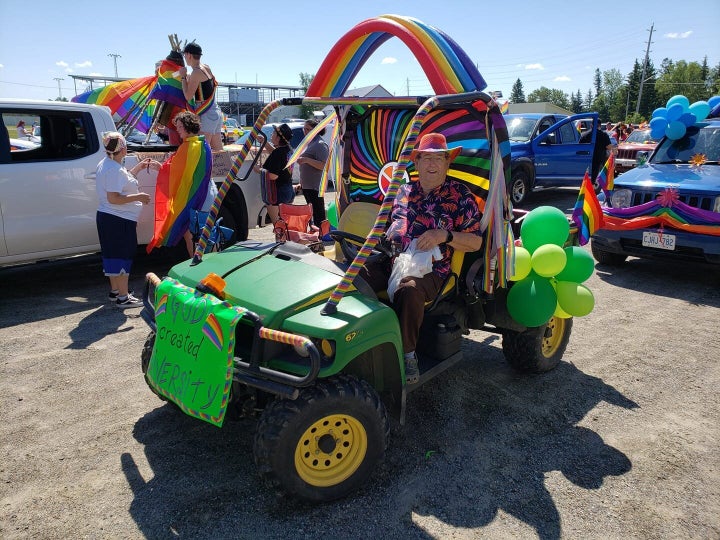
[285,113,336,169]
[322,96,440,314]
[193,100,282,262]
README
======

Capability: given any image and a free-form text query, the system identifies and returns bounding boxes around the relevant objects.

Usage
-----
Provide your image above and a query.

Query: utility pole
[635,23,654,115]
[108,53,122,78]
[53,77,64,99]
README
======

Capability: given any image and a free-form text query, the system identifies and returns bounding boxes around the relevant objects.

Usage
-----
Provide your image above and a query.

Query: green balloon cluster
[506,206,596,327]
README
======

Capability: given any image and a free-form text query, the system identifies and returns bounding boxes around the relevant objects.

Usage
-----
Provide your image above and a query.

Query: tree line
[508,56,720,123]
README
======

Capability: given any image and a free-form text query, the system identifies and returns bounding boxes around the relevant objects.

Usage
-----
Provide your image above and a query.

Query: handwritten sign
[147,279,245,427]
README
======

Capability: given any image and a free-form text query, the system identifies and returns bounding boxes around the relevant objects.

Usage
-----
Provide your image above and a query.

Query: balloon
[506,273,557,327]
[520,206,570,253]
[556,281,595,317]
[666,103,684,122]
[555,246,595,282]
[650,124,665,140]
[510,246,532,281]
[649,116,666,129]
[665,121,686,140]
[708,96,720,109]
[652,107,668,119]
[531,244,567,277]
[554,302,572,319]
[327,201,338,227]
[666,95,690,111]
[688,101,710,122]
[678,112,697,127]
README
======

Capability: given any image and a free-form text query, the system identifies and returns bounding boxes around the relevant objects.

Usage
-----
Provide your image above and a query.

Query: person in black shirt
[254,123,294,223]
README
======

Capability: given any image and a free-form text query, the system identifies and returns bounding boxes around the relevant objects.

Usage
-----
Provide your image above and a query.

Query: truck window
[1,110,96,163]
[558,123,579,144]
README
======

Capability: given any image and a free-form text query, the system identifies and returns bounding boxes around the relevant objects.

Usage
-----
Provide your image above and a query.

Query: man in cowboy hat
[361,132,483,384]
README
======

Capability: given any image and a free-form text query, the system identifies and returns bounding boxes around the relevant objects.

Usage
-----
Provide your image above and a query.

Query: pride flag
[499,101,509,114]
[147,135,212,252]
[572,171,605,245]
[148,58,187,109]
[595,153,615,199]
[72,76,156,131]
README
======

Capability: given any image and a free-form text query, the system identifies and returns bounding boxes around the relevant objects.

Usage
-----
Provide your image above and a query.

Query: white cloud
[381,57,397,65]
[65,68,73,73]
[75,61,92,68]
[524,63,545,71]
[0,64,4,69]
[56,60,68,68]
[554,75,571,82]
[665,31,693,39]
[89,72,102,77]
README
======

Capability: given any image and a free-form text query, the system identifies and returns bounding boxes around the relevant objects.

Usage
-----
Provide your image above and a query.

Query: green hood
[168,242,349,320]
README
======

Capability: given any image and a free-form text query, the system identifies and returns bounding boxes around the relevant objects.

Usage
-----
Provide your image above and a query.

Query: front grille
[630,190,715,211]
[617,149,637,160]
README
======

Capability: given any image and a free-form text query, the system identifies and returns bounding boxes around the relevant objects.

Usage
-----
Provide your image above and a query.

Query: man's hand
[415,229,448,251]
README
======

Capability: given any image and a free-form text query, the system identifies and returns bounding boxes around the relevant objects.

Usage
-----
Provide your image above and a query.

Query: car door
[0,109,103,260]
[532,113,598,186]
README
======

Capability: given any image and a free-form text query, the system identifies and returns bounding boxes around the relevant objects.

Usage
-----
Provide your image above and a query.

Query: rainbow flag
[572,171,605,245]
[148,58,187,109]
[499,101,509,114]
[595,153,615,198]
[72,76,157,131]
[147,135,212,252]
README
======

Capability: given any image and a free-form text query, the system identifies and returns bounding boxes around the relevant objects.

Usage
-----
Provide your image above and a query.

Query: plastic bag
[387,239,442,301]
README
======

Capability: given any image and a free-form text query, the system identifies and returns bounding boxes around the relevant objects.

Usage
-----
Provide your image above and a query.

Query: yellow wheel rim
[294,414,368,487]
[542,316,566,358]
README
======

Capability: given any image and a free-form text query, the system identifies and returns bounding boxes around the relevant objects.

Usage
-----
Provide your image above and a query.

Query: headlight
[713,196,720,213]
[610,189,633,208]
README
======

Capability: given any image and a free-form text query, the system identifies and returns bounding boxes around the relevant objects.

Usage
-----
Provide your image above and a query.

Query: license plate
[642,231,676,250]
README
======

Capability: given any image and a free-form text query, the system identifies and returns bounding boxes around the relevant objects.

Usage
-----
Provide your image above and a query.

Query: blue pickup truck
[507,112,602,205]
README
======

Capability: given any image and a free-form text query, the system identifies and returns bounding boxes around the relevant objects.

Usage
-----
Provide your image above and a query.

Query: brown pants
[361,261,443,353]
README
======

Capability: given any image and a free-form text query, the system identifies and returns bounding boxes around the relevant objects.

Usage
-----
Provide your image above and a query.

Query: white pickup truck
[0,99,266,267]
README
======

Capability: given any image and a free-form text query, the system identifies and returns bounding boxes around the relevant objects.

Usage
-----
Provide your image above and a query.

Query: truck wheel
[502,316,573,373]
[254,374,389,502]
[140,331,166,401]
[591,241,627,265]
[510,170,530,206]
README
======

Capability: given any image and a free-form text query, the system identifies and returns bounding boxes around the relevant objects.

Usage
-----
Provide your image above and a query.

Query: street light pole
[108,53,122,78]
[53,77,64,100]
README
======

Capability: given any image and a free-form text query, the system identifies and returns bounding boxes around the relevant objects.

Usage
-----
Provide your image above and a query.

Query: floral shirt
[387,179,482,279]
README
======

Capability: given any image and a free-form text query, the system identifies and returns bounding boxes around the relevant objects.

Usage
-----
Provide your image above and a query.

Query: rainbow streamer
[320,117,343,197]
[202,313,224,350]
[572,172,605,245]
[148,58,187,109]
[306,15,486,97]
[602,189,720,236]
[147,135,212,252]
[286,113,336,169]
[500,101,509,114]
[193,100,283,262]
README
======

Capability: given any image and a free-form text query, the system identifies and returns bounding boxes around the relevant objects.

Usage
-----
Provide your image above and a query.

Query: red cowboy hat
[410,133,462,163]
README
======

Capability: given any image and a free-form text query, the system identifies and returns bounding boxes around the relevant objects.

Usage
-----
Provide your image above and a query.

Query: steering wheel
[328,230,393,265]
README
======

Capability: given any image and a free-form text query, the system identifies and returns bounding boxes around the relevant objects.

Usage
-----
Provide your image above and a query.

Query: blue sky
[1,0,718,102]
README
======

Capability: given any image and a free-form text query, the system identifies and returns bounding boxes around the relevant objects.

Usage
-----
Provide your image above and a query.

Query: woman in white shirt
[95,132,155,307]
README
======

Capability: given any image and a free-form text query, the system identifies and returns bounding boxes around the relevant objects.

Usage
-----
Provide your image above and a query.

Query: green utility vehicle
[140,90,577,502]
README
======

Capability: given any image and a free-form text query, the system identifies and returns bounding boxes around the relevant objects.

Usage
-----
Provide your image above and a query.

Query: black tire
[254,374,389,502]
[510,169,531,206]
[502,316,573,373]
[591,241,627,265]
[140,331,166,401]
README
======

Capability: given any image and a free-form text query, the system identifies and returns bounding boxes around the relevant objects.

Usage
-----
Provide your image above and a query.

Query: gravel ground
[1,190,719,539]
